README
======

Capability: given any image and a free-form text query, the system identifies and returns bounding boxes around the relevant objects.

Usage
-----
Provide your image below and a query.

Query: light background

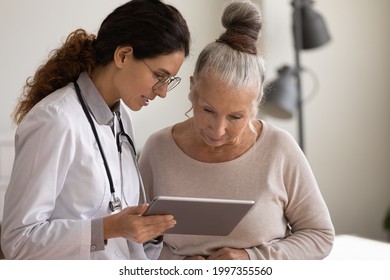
[0,0,389,242]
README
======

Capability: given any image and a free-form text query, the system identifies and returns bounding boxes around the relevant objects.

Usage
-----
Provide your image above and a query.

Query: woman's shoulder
[144,124,175,146]
[140,124,176,160]
[259,120,301,151]
[261,120,295,141]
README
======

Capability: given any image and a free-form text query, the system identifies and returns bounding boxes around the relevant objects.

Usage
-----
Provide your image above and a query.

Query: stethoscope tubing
[74,81,146,211]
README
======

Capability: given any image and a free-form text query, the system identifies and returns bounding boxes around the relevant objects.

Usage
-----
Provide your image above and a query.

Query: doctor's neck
[90,65,120,108]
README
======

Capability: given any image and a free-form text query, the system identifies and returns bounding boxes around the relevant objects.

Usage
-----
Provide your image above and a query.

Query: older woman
[139,0,334,260]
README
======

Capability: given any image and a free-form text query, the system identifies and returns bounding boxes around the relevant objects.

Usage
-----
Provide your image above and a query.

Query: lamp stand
[264,0,330,153]
[292,0,305,152]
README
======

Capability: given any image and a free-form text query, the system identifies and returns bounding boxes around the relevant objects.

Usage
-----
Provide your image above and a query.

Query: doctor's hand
[207,247,250,260]
[103,204,176,244]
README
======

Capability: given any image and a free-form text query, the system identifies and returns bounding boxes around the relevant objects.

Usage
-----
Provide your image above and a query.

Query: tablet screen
[144,196,254,236]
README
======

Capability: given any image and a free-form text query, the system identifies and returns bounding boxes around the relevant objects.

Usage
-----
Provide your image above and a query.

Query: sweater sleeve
[247,131,335,259]
[138,136,155,203]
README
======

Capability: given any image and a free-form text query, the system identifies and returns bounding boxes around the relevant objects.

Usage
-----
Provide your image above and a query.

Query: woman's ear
[114,46,133,68]
[190,76,194,90]
[188,76,195,102]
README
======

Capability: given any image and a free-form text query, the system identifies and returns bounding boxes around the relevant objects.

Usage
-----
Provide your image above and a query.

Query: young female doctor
[1,0,190,259]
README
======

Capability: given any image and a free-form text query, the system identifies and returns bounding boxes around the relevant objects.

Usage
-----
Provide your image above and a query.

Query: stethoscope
[74,81,147,212]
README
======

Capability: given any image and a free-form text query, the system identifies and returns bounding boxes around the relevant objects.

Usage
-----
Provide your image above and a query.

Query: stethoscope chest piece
[109,195,122,212]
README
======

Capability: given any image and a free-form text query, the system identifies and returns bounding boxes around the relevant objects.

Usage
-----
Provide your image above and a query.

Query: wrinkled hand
[207,247,250,260]
[103,204,176,243]
[184,255,206,260]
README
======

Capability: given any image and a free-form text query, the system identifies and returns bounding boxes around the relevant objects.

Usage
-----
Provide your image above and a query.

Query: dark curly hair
[13,0,190,124]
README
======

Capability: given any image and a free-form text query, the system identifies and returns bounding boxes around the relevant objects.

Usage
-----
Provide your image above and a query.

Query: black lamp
[262,0,330,152]
[262,66,298,119]
[296,0,331,50]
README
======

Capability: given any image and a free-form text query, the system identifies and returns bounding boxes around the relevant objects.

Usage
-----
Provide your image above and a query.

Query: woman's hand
[103,203,176,243]
[184,255,206,260]
[207,247,250,260]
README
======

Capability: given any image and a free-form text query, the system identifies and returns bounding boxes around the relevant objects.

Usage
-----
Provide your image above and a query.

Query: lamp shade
[294,0,331,50]
[262,66,298,119]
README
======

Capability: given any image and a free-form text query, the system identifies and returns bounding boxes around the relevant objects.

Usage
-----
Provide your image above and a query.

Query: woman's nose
[210,118,226,138]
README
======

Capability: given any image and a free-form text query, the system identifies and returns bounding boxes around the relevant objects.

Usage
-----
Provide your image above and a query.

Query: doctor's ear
[190,76,195,90]
[114,46,133,67]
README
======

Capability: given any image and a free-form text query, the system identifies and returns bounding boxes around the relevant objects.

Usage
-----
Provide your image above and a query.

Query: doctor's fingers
[136,221,175,242]
[121,204,149,215]
[147,216,177,234]
[143,213,176,225]
[120,215,176,243]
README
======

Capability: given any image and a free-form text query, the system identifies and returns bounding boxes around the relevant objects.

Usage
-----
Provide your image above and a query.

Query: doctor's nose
[152,84,168,98]
[153,76,181,98]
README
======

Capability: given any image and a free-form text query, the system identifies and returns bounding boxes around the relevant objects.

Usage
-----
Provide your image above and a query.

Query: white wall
[261,0,390,241]
[1,0,389,241]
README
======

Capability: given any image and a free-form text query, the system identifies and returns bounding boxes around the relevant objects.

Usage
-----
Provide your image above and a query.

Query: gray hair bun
[217,0,262,54]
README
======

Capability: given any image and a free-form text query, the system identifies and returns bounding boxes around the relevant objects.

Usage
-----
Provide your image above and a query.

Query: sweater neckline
[167,119,268,165]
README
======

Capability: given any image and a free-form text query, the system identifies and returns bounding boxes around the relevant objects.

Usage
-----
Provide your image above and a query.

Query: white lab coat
[1,73,161,259]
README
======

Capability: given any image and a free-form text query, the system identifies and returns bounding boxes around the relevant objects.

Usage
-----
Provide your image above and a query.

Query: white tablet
[143,196,254,236]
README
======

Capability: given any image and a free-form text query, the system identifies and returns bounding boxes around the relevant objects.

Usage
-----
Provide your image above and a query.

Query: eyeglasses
[142,60,181,93]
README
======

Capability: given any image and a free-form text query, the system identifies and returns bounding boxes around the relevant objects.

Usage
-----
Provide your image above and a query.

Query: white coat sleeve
[1,103,91,259]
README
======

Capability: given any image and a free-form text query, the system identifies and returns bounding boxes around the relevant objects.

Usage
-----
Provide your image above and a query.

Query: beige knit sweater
[138,120,335,260]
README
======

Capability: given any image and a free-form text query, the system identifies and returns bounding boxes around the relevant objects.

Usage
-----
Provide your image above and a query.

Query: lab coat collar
[76,72,114,126]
